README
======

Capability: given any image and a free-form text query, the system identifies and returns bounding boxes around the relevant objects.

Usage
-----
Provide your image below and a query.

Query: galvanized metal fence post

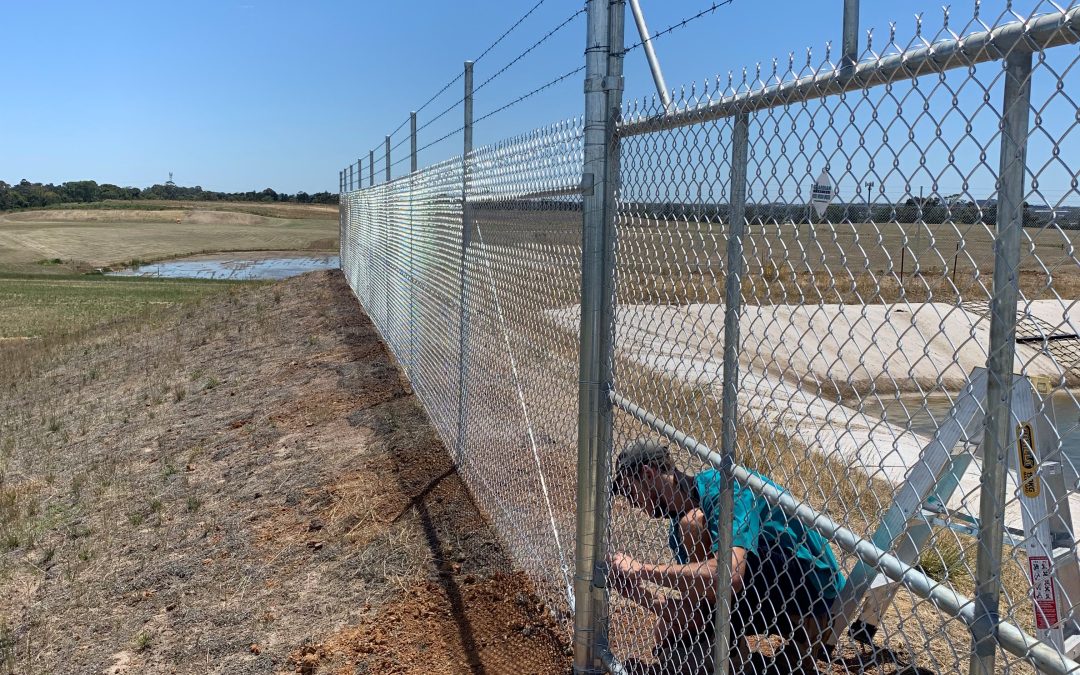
[969,47,1033,675]
[574,0,614,671]
[383,134,391,330]
[841,0,860,77]
[339,170,345,257]
[409,111,418,376]
[456,61,474,462]
[385,135,391,183]
[712,111,750,675]
[369,150,375,187]
[589,0,625,664]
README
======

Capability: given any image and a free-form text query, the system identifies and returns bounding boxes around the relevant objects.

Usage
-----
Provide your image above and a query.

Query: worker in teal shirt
[608,438,845,674]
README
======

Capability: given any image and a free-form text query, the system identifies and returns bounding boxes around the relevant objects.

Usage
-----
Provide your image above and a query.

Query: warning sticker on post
[1028,555,1059,629]
[1016,423,1040,498]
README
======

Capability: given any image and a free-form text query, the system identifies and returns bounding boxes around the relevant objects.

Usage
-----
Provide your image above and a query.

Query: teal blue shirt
[668,468,845,600]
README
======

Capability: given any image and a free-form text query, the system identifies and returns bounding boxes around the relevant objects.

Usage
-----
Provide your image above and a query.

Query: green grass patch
[0,274,249,342]
[0,271,252,345]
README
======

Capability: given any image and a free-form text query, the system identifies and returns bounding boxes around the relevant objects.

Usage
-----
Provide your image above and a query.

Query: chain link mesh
[340,2,1080,672]
[602,3,1080,674]
[342,119,585,626]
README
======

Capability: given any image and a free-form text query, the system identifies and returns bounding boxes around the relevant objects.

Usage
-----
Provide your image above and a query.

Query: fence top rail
[617,5,1080,138]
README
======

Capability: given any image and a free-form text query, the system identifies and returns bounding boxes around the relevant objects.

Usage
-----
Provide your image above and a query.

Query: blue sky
[0,1,1073,198]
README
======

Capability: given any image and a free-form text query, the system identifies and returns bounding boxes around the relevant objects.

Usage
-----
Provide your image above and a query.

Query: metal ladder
[827,368,1080,668]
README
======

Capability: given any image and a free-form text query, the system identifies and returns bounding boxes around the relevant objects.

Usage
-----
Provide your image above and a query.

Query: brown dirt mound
[291,572,567,674]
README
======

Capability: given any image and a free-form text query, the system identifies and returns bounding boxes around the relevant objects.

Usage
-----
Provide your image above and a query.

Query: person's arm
[609,547,750,603]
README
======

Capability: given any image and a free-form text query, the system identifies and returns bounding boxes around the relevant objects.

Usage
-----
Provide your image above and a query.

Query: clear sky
[0,1,1071,198]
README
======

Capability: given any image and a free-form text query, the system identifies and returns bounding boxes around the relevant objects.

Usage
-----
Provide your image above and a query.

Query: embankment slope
[0,271,567,674]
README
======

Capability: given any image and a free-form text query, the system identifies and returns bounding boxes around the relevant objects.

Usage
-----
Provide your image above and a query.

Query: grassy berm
[0,270,569,674]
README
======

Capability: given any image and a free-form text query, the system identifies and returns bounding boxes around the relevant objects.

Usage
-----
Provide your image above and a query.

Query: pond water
[108,252,340,280]
[864,389,1080,482]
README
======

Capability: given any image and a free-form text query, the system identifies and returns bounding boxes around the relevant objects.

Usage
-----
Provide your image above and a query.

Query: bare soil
[0,271,569,674]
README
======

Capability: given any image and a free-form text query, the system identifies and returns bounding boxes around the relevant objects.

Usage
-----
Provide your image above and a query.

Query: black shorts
[636,546,833,675]
[731,544,833,636]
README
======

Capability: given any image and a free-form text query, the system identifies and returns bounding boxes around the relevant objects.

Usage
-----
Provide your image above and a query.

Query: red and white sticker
[1028,555,1059,629]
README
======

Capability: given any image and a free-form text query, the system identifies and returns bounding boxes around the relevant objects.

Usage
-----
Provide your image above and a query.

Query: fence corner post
[574,0,618,672]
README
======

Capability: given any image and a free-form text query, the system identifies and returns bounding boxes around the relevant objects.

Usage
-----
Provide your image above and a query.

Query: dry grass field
[0,271,569,674]
[0,203,338,275]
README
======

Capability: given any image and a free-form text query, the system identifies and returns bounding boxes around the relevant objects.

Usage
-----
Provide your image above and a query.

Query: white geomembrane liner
[548,299,1080,530]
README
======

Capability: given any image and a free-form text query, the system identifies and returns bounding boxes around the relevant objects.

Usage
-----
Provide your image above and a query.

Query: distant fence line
[340,2,1080,674]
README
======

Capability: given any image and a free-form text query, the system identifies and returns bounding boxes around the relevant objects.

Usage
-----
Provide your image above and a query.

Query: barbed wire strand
[623,0,736,54]
[359,0,742,179]
[365,0,551,160]
[475,6,587,93]
[473,0,548,63]
[387,63,585,173]
[476,65,586,125]
[415,4,584,138]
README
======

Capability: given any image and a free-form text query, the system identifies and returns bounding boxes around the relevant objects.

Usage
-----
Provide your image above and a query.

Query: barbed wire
[413,4,583,140]
[474,0,548,64]
[623,0,736,54]
[355,0,740,180]
[416,125,468,158]
[360,0,552,162]
[476,64,586,125]
[475,6,587,93]
[416,96,465,136]
[391,135,411,154]
[380,63,586,176]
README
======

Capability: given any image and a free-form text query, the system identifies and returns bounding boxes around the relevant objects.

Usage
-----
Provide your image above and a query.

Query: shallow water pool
[108,252,340,281]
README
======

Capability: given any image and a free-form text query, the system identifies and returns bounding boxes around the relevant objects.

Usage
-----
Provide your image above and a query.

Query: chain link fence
[341,119,587,625]
[340,1,1080,673]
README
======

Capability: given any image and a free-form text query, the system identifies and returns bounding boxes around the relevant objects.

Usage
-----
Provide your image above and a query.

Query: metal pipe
[369,150,375,187]
[456,60,474,464]
[618,7,1080,137]
[573,0,612,671]
[969,47,1033,675]
[712,111,749,675]
[841,0,860,77]
[384,135,391,183]
[607,389,1080,675]
[588,0,625,663]
[408,111,417,377]
[627,0,670,109]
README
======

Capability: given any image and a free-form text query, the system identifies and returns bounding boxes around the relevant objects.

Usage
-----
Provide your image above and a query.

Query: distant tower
[166,172,175,186]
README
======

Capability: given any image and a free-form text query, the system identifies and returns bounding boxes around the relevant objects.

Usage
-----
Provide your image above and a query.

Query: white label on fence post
[1029,555,1060,629]
[811,170,834,218]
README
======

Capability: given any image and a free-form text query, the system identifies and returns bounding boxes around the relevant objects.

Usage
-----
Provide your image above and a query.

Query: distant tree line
[0,179,339,211]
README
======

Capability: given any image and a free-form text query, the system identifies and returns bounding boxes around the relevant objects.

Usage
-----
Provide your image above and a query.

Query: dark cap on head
[612,438,673,496]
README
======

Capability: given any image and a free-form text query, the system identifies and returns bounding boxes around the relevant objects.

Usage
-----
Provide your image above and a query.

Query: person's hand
[608,552,645,583]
